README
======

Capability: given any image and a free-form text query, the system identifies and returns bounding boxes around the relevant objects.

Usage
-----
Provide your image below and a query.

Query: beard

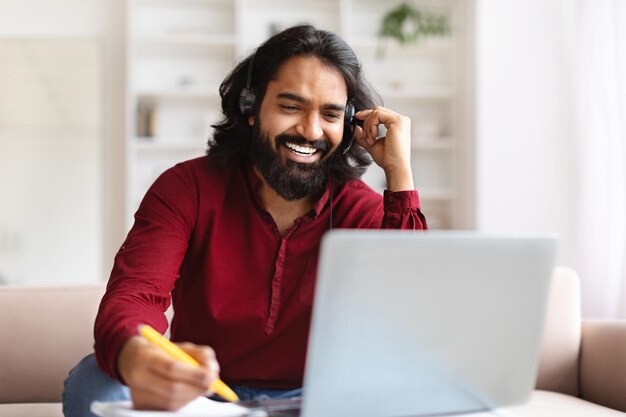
[248,122,338,201]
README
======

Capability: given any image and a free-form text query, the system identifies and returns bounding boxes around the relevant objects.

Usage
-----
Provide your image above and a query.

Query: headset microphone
[239,54,256,116]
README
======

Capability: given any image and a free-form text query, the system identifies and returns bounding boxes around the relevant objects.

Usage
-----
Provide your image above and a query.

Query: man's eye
[324,113,342,122]
[280,105,299,112]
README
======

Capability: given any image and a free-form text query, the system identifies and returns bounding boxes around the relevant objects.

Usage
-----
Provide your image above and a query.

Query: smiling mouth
[284,142,318,156]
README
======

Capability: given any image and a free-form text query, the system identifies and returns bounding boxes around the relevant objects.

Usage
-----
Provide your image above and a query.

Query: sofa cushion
[507,390,626,416]
[0,285,105,403]
[0,403,62,417]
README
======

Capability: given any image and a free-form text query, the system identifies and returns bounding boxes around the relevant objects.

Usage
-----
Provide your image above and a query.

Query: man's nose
[295,112,324,141]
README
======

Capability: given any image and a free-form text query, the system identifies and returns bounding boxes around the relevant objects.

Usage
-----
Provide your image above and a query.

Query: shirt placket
[265,237,287,334]
[264,221,305,335]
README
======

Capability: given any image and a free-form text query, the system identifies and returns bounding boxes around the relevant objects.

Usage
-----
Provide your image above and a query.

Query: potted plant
[379,3,450,46]
[379,3,422,45]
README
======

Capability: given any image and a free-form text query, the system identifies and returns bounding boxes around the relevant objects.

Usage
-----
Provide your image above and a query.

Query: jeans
[62,353,303,417]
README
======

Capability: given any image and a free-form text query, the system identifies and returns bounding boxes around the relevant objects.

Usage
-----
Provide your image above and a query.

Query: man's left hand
[353,106,415,192]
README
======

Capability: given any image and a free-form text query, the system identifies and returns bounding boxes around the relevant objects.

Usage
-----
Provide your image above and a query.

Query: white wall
[0,0,104,285]
[0,0,101,36]
[474,0,578,266]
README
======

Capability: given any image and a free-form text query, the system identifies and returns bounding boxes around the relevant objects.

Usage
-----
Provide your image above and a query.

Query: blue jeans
[62,353,303,417]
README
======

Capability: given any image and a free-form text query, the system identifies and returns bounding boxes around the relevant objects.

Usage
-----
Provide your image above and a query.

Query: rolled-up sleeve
[380,190,428,229]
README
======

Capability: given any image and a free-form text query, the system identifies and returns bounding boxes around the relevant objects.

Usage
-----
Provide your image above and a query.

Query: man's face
[249,55,348,201]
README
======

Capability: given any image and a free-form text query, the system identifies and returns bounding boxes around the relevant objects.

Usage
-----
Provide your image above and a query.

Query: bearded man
[63,24,426,417]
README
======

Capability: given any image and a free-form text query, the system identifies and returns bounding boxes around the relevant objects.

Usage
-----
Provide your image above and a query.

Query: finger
[130,365,208,406]
[355,110,376,145]
[354,130,387,166]
[177,343,220,391]
[178,344,220,394]
[146,348,214,390]
[354,109,372,122]
[353,125,368,147]
[178,343,220,374]
[358,108,394,145]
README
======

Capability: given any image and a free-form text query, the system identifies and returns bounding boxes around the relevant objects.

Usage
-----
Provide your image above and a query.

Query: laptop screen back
[301,231,556,417]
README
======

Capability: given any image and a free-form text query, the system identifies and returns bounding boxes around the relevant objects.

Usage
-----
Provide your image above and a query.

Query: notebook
[92,230,556,417]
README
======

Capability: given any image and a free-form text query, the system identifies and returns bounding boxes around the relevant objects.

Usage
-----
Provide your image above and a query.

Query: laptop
[245,230,557,417]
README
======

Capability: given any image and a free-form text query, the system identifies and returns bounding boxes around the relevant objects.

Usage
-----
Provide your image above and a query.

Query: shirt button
[389,196,396,202]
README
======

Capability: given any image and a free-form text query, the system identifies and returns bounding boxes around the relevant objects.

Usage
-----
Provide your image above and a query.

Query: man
[62,24,426,417]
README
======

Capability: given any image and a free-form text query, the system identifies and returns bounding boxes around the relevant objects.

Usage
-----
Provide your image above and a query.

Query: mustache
[275,133,331,153]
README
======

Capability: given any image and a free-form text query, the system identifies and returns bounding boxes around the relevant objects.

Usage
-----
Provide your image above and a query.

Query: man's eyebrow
[276,92,345,112]
[276,92,309,104]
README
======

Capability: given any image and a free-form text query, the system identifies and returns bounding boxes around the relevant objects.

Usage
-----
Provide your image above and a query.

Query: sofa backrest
[535,267,582,396]
[0,285,105,403]
[0,269,582,403]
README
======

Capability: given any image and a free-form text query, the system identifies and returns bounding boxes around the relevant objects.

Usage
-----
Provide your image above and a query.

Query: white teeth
[285,142,317,155]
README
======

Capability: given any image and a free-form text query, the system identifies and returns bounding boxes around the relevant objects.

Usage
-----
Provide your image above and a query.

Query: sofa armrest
[0,285,105,403]
[535,267,581,396]
[580,319,626,412]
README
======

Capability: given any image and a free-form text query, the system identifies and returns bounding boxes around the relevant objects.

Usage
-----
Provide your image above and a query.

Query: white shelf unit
[126,0,474,230]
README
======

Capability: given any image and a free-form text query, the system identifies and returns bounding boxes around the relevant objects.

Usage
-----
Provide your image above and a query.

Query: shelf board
[247,0,338,8]
[132,140,207,153]
[135,33,236,48]
[134,0,232,6]
[418,188,455,201]
[412,138,454,150]
[136,89,220,101]
[380,86,455,100]
[352,36,457,51]
[135,87,453,102]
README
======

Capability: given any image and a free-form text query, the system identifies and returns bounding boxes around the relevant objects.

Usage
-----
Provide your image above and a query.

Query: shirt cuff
[383,190,420,213]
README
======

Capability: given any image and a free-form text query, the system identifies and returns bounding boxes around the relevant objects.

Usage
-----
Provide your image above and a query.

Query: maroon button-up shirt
[95,156,427,389]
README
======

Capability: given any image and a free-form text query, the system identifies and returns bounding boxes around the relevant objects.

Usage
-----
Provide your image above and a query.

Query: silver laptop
[292,230,556,417]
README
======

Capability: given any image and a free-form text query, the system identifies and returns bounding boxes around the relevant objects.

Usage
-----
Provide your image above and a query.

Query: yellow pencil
[138,324,240,402]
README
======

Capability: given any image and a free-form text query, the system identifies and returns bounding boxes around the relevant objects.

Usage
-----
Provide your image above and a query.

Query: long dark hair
[207,24,382,184]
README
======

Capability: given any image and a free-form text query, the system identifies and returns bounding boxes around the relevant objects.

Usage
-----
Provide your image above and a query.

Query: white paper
[91,396,251,417]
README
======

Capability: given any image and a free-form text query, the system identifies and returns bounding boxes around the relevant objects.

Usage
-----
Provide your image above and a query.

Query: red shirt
[94,156,427,388]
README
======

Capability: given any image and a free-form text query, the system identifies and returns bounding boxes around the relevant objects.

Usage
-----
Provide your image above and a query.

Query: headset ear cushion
[342,102,357,155]
[344,102,356,127]
[239,87,256,115]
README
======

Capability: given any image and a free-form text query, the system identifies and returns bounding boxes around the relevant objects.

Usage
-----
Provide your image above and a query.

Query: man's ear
[248,116,255,126]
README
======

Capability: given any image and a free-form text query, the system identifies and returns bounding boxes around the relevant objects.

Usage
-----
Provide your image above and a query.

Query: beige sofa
[0,268,625,417]
[0,285,105,417]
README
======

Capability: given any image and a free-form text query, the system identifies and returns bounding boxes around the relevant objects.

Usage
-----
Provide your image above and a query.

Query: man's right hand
[117,336,220,411]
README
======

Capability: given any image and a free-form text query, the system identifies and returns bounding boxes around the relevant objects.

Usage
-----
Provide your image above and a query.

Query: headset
[238,53,257,117]
[238,55,361,154]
